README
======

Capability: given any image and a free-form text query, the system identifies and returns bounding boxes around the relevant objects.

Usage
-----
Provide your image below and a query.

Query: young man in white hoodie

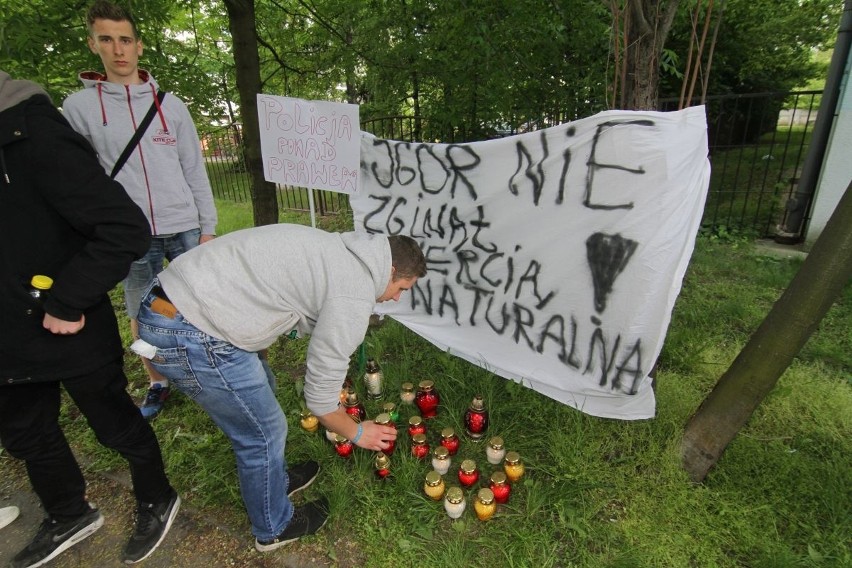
[63,1,218,420]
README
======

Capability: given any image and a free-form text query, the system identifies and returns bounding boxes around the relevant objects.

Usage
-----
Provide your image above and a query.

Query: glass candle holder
[411,433,430,459]
[489,471,511,504]
[458,459,480,488]
[414,380,440,419]
[503,451,525,482]
[343,388,367,422]
[334,434,354,458]
[440,427,460,455]
[486,436,506,465]
[382,402,399,423]
[463,394,489,441]
[374,452,391,479]
[443,487,466,519]
[431,445,451,475]
[400,382,415,404]
[299,409,319,433]
[407,415,426,437]
[363,358,384,400]
[423,470,446,501]
[474,488,497,521]
[373,413,396,456]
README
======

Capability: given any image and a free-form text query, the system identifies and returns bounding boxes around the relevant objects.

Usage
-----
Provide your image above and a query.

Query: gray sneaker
[11,506,103,568]
[255,497,329,552]
[122,490,180,564]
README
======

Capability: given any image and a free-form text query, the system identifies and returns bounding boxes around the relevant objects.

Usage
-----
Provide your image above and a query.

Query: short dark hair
[86,1,139,39]
[388,235,426,280]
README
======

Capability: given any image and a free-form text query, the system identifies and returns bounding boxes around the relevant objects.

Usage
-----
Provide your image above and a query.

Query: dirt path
[0,456,335,568]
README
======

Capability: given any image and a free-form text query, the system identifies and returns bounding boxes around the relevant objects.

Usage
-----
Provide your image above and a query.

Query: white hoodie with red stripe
[62,70,217,237]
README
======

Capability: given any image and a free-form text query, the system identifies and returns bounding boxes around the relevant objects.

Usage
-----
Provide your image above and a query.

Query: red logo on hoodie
[152,129,176,146]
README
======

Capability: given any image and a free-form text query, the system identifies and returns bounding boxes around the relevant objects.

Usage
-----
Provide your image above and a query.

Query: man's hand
[351,420,398,452]
[318,407,398,452]
[43,313,85,335]
[199,234,215,245]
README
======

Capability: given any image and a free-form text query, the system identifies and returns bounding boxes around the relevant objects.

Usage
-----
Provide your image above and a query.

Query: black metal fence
[202,90,820,237]
[659,91,820,237]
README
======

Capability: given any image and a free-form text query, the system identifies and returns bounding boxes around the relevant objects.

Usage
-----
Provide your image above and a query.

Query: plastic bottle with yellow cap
[28,275,53,304]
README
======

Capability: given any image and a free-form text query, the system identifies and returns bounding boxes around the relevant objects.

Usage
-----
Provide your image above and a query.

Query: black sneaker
[287,461,320,497]
[11,506,103,568]
[254,497,329,552]
[121,490,181,564]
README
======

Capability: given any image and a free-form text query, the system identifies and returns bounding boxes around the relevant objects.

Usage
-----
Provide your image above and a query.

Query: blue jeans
[125,228,201,319]
[136,283,292,540]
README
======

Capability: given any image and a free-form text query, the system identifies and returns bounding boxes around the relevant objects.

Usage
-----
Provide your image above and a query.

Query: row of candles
[298,359,527,521]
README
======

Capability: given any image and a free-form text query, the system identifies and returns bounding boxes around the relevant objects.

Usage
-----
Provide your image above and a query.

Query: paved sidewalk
[0,457,332,568]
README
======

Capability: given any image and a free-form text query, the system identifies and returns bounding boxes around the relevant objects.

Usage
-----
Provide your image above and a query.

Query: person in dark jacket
[0,70,180,568]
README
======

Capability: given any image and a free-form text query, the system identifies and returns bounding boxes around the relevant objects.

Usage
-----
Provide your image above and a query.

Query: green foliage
[2,0,838,135]
[659,48,684,80]
[248,0,611,138]
[0,0,92,100]
[142,2,237,126]
[0,0,234,125]
[661,0,842,98]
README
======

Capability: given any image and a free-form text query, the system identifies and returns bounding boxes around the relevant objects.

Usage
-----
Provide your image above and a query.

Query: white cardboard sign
[257,95,360,194]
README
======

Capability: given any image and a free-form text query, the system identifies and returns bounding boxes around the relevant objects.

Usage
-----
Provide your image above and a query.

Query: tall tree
[682,182,852,482]
[609,0,682,110]
[223,0,278,226]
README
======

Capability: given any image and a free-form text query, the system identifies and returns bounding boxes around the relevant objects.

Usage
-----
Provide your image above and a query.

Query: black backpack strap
[110,90,167,179]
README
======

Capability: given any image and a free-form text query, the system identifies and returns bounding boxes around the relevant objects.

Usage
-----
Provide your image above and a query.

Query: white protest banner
[350,107,710,420]
[257,95,360,194]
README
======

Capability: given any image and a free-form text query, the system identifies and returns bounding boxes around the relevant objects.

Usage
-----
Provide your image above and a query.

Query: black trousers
[0,358,173,520]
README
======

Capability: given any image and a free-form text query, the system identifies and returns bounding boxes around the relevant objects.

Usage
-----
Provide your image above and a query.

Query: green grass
[40,203,852,566]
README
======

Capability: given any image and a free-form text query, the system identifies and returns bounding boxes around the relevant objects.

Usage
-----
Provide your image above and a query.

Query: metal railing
[659,91,820,238]
[203,90,820,237]
[200,124,348,215]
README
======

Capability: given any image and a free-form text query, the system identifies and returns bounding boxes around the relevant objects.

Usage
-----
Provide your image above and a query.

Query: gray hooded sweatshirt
[0,71,49,115]
[157,224,391,416]
[62,70,217,236]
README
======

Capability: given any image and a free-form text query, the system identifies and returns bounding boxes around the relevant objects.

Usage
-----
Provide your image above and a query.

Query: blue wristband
[351,422,364,444]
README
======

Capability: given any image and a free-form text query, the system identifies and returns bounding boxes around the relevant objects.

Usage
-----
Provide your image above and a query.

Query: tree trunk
[223,0,278,227]
[682,182,852,482]
[620,0,681,110]
[344,27,357,104]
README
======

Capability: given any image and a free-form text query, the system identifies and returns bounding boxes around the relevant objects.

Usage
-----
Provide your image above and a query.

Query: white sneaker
[0,505,20,530]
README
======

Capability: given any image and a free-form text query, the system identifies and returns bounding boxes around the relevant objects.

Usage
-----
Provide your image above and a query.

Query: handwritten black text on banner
[350,107,710,420]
